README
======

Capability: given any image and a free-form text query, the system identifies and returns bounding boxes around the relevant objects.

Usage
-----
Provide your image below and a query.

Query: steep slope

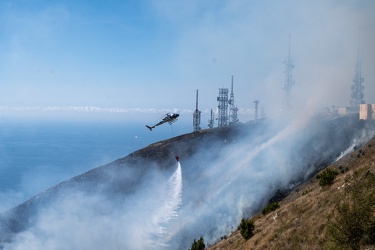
[0,114,373,249]
[0,121,266,247]
[209,129,375,250]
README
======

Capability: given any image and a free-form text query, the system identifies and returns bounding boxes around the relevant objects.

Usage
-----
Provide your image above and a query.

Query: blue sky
[0,0,374,122]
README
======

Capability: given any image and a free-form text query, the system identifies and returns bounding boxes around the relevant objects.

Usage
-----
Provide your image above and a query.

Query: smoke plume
[2,114,374,249]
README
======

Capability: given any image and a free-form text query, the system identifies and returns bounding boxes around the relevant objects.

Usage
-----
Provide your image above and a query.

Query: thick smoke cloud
[4,165,182,249]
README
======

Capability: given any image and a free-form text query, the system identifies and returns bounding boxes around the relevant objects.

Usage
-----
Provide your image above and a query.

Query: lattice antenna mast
[350,42,365,107]
[217,88,229,127]
[283,34,295,111]
[207,109,215,128]
[229,75,239,125]
[254,98,260,120]
[193,89,201,132]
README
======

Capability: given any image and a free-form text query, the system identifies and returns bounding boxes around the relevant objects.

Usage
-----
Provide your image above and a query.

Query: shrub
[238,218,255,240]
[220,235,227,240]
[262,202,280,215]
[327,198,375,249]
[319,169,338,187]
[326,171,375,249]
[190,236,205,250]
[327,203,366,249]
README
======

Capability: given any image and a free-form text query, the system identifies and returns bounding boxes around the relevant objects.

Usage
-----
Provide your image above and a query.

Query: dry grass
[209,136,375,250]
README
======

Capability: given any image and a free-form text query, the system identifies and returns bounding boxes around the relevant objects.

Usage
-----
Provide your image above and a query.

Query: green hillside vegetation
[209,136,375,250]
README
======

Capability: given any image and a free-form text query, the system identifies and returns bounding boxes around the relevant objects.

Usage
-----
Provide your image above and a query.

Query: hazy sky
[0,0,374,121]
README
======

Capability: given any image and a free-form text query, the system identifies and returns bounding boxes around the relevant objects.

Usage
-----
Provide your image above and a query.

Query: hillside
[0,115,374,249]
[209,134,375,249]
[0,121,267,248]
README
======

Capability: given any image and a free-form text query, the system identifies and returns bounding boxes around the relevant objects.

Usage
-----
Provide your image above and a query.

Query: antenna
[350,36,365,108]
[254,98,260,120]
[196,89,198,110]
[193,89,201,132]
[208,109,215,128]
[231,76,234,98]
[282,34,295,112]
[228,75,239,125]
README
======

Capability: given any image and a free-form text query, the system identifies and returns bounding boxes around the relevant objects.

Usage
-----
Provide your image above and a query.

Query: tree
[190,236,205,250]
[238,218,255,240]
[262,202,280,215]
[317,168,338,187]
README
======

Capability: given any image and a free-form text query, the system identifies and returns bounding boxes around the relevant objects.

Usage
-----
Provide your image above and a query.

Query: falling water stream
[152,162,182,247]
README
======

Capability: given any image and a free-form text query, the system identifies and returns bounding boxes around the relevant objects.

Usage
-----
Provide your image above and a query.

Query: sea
[0,117,192,213]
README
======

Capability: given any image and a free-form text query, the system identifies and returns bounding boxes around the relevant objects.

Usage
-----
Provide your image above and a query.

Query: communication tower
[254,99,260,120]
[282,34,295,111]
[350,48,365,108]
[228,76,239,125]
[208,109,215,128]
[217,88,229,127]
[193,89,201,132]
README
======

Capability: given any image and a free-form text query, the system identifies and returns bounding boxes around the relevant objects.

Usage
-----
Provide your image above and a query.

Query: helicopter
[146,113,179,131]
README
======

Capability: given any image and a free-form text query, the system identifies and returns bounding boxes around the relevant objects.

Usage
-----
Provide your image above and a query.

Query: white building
[360,104,375,120]
[336,106,358,116]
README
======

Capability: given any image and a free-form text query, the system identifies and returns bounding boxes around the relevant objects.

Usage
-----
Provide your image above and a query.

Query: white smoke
[4,164,183,250]
[3,114,373,249]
